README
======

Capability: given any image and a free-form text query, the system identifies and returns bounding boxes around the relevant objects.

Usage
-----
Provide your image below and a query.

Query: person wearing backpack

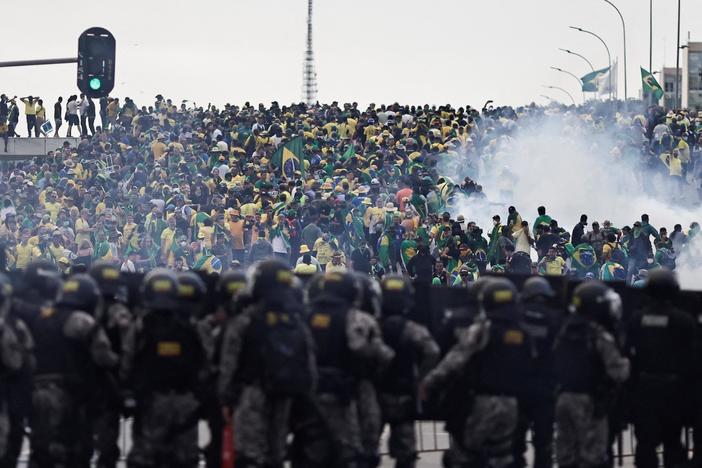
[217,259,316,468]
[298,271,394,468]
[377,275,440,468]
[122,269,207,468]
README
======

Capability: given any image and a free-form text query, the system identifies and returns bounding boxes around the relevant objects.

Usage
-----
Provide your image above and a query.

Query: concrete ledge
[1,137,80,160]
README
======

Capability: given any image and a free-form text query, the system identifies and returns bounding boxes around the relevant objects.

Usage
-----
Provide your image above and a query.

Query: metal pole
[603,0,627,101]
[551,67,584,102]
[675,0,681,109]
[649,0,653,106]
[570,27,612,100]
[0,57,77,68]
[559,48,595,72]
[546,85,576,106]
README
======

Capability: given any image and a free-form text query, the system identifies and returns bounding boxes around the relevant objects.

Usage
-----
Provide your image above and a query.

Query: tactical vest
[379,315,417,395]
[470,308,532,396]
[238,302,313,397]
[553,316,604,394]
[521,302,560,395]
[31,307,87,382]
[308,298,356,397]
[133,311,201,393]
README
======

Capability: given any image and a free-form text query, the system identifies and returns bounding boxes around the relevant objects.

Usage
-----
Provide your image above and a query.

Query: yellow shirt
[44,201,61,222]
[542,257,566,276]
[21,99,37,115]
[15,243,41,269]
[151,141,168,160]
[313,238,334,265]
[200,226,215,249]
[75,218,91,246]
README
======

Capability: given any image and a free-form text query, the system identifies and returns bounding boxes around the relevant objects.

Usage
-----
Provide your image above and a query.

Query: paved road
[16,420,640,467]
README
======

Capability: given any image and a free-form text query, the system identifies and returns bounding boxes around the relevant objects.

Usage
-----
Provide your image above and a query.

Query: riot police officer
[0,273,31,465]
[299,270,393,468]
[354,272,387,468]
[3,261,61,468]
[378,275,439,468]
[421,277,532,468]
[625,269,694,468]
[218,260,315,468]
[89,262,132,468]
[553,280,630,468]
[512,277,561,468]
[29,273,118,468]
[123,269,206,468]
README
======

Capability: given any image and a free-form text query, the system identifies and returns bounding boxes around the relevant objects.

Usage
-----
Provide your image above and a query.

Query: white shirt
[78,98,89,116]
[67,101,79,115]
[121,259,136,272]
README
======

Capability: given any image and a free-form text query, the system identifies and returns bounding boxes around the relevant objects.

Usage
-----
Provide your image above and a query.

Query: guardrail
[1,137,79,160]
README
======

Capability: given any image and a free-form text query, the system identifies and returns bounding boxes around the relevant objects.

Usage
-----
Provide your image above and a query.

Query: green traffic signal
[89,77,102,90]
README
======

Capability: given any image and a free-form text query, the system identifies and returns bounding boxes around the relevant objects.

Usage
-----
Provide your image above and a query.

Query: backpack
[134,312,202,393]
[257,309,314,397]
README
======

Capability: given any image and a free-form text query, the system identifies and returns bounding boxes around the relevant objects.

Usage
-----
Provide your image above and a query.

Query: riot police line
[0,260,700,468]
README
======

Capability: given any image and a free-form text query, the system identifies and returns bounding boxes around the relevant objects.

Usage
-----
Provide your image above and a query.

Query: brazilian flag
[193,252,222,274]
[641,67,664,101]
[271,137,306,179]
[341,144,356,161]
[581,67,610,92]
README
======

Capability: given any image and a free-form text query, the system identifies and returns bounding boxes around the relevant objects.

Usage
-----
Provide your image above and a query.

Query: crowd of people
[0,93,701,287]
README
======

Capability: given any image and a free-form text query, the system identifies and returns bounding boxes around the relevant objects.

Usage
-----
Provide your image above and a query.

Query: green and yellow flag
[581,67,610,92]
[271,137,306,178]
[641,67,664,101]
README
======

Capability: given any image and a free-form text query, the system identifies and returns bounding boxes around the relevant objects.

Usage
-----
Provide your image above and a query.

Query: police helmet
[313,270,361,306]
[645,268,679,300]
[24,260,61,299]
[247,259,295,300]
[140,268,179,310]
[380,274,414,316]
[89,262,127,303]
[177,271,207,303]
[522,277,555,301]
[56,274,102,315]
[215,270,248,304]
[479,277,518,311]
[570,280,622,325]
[306,272,325,304]
[355,273,382,318]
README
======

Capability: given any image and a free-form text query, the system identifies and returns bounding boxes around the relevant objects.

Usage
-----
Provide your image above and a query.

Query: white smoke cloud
[440,107,702,289]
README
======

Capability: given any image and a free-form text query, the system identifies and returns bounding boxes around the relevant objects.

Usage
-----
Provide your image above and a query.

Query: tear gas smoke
[439,108,702,289]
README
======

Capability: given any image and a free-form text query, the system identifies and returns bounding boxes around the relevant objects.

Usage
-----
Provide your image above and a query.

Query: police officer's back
[377,275,439,468]
[30,274,118,468]
[625,269,694,468]
[553,280,629,468]
[513,277,562,468]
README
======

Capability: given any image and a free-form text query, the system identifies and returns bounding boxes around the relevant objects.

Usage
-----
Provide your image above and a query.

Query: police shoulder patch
[503,329,524,345]
[311,313,331,329]
[641,315,669,327]
[157,341,182,356]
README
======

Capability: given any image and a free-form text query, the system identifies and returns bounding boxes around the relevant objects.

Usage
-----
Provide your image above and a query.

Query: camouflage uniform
[422,317,524,468]
[554,322,629,468]
[378,319,439,468]
[121,312,209,468]
[355,310,393,468]
[29,308,118,468]
[299,303,394,468]
[0,302,31,460]
[218,304,316,468]
[93,301,132,468]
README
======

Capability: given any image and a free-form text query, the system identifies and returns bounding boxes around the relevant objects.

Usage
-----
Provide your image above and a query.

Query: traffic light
[77,27,115,98]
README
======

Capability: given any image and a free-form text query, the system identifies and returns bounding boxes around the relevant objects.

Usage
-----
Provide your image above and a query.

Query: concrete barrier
[0,137,80,160]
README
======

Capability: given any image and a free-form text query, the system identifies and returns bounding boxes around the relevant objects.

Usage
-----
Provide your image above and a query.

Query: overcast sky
[2,0,701,108]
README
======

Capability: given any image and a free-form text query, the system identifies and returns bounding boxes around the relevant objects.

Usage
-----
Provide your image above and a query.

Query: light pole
[545,85,576,106]
[602,0,628,101]
[559,48,595,72]
[551,66,584,101]
[675,0,681,109]
[570,26,612,100]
